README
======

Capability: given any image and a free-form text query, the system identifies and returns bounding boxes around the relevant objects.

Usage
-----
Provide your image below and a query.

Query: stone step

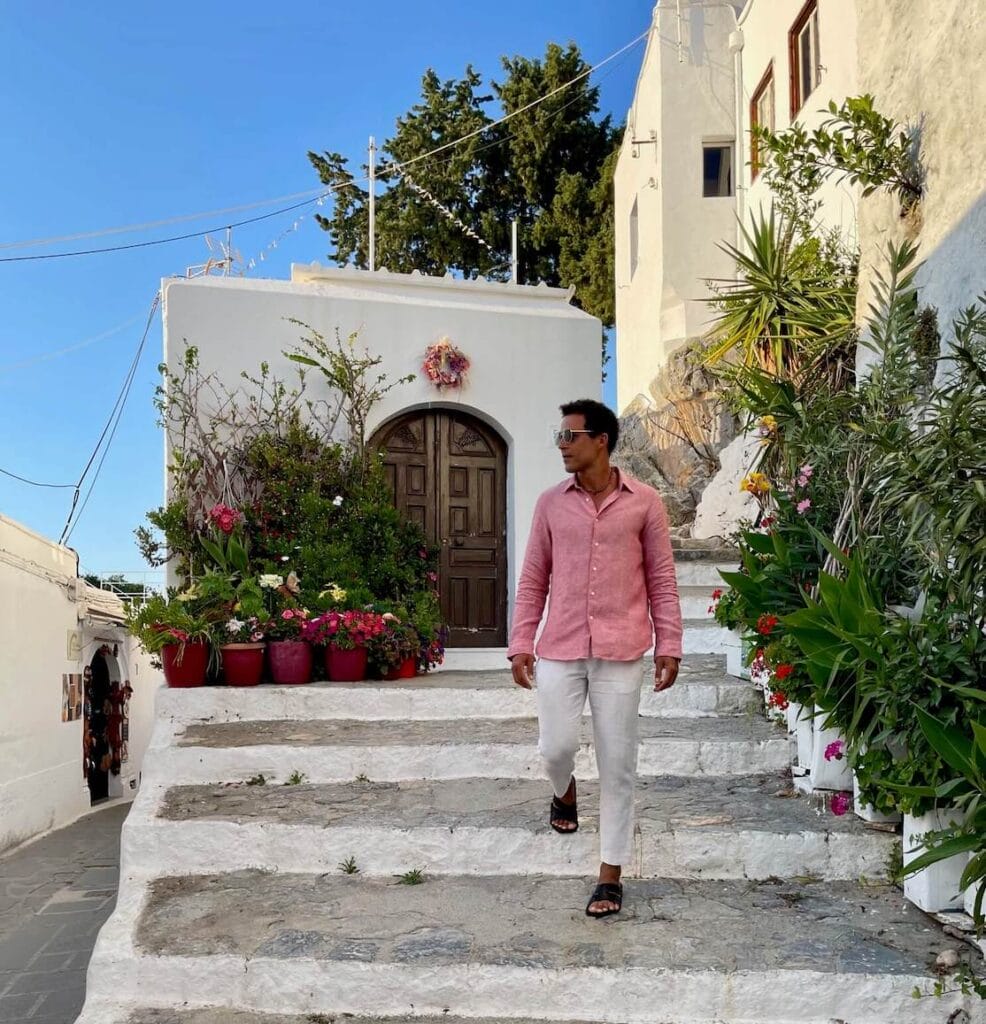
[147,715,790,785]
[154,656,757,724]
[682,618,729,654]
[79,871,979,1024]
[118,1014,581,1024]
[122,774,894,881]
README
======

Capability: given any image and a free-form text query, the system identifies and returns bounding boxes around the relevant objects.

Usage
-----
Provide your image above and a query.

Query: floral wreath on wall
[422,337,470,390]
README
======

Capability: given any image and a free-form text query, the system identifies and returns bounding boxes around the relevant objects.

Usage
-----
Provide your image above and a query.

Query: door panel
[373,410,507,647]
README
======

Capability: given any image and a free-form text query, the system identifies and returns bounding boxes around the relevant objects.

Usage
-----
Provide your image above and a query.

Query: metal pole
[511,219,519,284]
[368,136,376,272]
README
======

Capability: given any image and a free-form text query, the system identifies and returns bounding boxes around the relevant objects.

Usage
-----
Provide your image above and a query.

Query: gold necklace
[578,469,615,495]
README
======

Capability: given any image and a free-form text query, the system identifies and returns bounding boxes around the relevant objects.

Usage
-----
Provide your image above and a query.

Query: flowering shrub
[368,613,420,675]
[755,613,778,636]
[222,616,266,644]
[264,607,310,641]
[303,610,385,651]
[767,690,789,712]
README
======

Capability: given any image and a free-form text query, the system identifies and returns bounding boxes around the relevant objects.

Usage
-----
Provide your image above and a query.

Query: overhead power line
[58,296,161,545]
[0,28,649,266]
[0,466,76,489]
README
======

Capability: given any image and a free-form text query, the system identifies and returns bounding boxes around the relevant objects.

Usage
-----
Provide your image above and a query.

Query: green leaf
[916,707,977,779]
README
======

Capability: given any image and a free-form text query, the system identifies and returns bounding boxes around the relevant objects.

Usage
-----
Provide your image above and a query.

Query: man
[508,398,683,918]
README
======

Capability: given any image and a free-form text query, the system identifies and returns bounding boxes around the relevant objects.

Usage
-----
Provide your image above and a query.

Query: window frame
[788,0,820,118]
[628,196,639,280]
[701,141,734,198]
[749,63,775,180]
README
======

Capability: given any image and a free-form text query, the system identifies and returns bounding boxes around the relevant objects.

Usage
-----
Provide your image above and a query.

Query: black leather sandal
[549,778,578,834]
[585,881,623,918]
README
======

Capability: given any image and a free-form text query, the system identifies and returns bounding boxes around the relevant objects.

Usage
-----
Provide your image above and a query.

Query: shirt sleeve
[506,494,552,659]
[641,493,684,660]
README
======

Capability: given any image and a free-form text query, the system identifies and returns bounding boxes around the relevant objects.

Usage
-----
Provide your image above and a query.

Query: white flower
[280,555,290,562]
[258,574,284,589]
[226,618,244,634]
[332,495,343,507]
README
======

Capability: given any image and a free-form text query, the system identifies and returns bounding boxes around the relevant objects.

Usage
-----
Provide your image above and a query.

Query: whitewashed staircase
[76,593,983,1023]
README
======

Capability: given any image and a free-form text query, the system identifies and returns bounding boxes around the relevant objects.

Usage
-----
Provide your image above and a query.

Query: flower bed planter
[325,645,368,682]
[221,643,266,686]
[268,641,313,685]
[851,772,901,824]
[161,641,209,688]
[808,709,851,791]
[724,629,750,679]
[790,702,813,777]
[903,807,969,912]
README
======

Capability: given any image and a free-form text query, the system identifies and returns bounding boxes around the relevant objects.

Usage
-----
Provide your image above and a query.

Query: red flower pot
[161,641,209,688]
[325,645,368,682]
[221,643,266,686]
[268,641,313,685]
[382,656,418,681]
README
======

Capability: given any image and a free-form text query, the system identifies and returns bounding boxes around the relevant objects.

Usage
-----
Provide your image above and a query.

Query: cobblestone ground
[0,802,127,1024]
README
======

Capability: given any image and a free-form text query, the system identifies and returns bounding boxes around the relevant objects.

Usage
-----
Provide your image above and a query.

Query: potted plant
[219,615,267,686]
[126,593,211,688]
[369,613,420,680]
[265,607,313,684]
[303,609,385,682]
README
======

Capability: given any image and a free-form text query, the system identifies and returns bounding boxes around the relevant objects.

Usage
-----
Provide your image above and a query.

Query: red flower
[711,588,723,601]
[207,503,241,535]
[756,614,779,636]
[767,690,789,711]
[774,663,794,681]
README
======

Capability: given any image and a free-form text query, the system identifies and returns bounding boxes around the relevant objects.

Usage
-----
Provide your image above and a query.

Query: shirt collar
[563,468,635,493]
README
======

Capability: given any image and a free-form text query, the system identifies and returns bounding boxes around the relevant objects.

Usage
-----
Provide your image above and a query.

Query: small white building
[615,0,858,414]
[0,514,159,853]
[161,265,602,664]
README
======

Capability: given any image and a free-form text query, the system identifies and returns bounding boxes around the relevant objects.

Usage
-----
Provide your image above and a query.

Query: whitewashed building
[0,514,159,852]
[161,265,602,666]
[615,0,858,416]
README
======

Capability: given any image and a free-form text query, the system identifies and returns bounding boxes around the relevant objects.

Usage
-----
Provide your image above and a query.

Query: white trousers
[535,657,643,866]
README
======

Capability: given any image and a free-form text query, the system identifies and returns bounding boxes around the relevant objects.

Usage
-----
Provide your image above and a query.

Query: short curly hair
[559,399,619,454]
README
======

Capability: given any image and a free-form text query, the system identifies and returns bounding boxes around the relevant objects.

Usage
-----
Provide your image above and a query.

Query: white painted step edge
[152,680,756,728]
[141,737,792,786]
[78,895,978,1024]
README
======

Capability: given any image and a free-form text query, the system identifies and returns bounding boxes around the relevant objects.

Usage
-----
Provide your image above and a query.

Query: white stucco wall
[614,2,739,414]
[161,266,602,641]
[856,1,986,350]
[741,0,859,237]
[0,514,159,853]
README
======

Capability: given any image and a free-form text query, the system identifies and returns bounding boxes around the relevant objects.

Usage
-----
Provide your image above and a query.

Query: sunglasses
[553,428,595,446]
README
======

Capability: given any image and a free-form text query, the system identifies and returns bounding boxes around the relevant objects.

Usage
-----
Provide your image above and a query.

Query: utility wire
[0,28,649,266]
[0,187,327,252]
[0,314,144,374]
[58,296,160,544]
[0,466,76,489]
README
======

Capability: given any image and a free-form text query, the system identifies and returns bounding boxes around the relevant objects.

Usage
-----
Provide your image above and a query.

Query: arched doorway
[371,409,508,647]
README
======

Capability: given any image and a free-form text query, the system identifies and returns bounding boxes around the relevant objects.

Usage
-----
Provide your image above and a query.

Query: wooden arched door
[372,410,508,647]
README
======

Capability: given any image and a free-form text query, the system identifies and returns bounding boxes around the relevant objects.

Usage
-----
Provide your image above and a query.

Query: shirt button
[589,615,594,620]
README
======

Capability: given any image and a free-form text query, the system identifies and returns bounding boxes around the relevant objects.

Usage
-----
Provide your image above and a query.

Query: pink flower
[427,571,439,583]
[796,498,811,514]
[830,792,851,816]
[281,609,295,620]
[824,740,845,762]
[798,463,814,479]
[208,503,241,535]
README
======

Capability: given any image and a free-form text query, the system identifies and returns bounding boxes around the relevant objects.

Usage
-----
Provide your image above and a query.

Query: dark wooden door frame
[371,407,508,648]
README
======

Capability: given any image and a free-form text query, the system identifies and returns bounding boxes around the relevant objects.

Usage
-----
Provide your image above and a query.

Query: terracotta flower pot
[161,641,209,688]
[221,643,266,686]
[325,644,368,682]
[268,641,313,685]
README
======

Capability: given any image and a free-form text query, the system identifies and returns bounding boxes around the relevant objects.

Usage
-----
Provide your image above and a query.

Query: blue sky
[0,1,648,574]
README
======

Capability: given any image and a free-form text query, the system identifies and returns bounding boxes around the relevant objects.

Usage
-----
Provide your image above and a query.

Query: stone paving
[160,773,870,836]
[138,869,947,976]
[0,802,126,1024]
[177,713,780,748]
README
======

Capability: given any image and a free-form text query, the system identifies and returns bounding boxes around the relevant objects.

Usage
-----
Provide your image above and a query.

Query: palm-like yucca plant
[704,206,857,379]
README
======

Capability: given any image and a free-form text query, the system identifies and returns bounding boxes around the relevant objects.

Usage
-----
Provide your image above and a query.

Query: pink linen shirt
[507,470,684,662]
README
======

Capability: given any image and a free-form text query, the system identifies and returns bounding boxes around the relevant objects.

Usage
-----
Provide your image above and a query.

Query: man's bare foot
[549,776,578,832]
[586,862,622,916]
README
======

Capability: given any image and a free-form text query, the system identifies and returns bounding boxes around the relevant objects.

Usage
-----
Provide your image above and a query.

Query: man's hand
[511,653,535,689]
[654,656,680,692]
